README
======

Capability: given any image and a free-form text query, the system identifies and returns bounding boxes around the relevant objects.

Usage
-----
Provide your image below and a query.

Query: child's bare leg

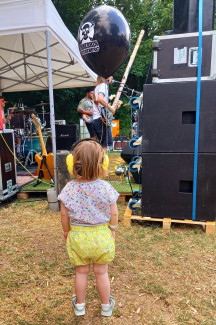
[75,264,90,303]
[93,264,110,304]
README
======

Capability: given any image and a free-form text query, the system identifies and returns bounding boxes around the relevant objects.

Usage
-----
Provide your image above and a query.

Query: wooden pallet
[117,192,133,203]
[123,204,216,234]
[17,190,47,200]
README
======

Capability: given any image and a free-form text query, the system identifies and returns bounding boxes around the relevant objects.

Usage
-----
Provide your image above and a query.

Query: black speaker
[55,124,79,138]
[173,0,215,34]
[142,81,216,153]
[55,124,79,151]
[121,144,142,163]
[141,153,216,221]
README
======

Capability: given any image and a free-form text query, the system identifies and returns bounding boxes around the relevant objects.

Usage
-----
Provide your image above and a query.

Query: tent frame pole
[46,29,58,197]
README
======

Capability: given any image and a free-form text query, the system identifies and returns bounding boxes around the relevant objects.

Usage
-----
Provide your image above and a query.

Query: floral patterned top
[58,179,119,226]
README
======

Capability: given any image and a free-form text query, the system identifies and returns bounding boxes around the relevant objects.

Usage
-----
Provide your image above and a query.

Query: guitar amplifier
[0,130,18,201]
[56,124,79,151]
[152,30,216,83]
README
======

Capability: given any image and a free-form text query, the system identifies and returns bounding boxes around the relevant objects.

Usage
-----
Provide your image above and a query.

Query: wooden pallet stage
[123,204,216,234]
[117,192,133,203]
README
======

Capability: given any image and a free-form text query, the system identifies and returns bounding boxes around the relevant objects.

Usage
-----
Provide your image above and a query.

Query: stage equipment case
[152,30,216,83]
[0,130,18,201]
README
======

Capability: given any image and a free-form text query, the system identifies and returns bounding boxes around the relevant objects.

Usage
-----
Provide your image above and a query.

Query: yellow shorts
[66,223,115,266]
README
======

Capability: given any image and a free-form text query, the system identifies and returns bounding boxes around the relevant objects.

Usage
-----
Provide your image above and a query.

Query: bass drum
[22,136,42,157]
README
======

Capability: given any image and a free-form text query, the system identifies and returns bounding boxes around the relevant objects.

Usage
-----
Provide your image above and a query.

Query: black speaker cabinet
[173,0,215,34]
[55,124,79,151]
[141,153,216,221]
[142,81,216,153]
[55,124,79,138]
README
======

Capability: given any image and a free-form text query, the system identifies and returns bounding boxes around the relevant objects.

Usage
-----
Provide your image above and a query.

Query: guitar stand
[33,155,54,187]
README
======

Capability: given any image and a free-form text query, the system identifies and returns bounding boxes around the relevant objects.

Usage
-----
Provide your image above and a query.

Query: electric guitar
[31,114,54,180]
[82,113,93,124]
[101,99,123,126]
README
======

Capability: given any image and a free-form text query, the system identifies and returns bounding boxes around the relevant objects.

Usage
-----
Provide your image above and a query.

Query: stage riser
[142,81,216,153]
[141,153,216,221]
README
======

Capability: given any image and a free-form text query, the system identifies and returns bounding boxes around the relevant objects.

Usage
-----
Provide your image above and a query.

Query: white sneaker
[101,296,115,317]
[71,295,85,316]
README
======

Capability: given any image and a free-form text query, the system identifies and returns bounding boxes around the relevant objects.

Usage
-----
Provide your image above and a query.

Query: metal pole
[46,30,58,195]
[192,0,203,221]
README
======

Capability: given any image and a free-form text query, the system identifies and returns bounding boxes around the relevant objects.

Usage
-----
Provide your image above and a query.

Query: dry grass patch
[0,200,215,325]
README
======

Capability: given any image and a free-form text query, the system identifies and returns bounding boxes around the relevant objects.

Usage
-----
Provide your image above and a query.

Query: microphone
[111,79,122,84]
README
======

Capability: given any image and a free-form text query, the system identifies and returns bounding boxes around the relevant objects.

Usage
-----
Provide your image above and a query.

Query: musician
[0,96,11,128]
[77,88,96,139]
[92,76,121,151]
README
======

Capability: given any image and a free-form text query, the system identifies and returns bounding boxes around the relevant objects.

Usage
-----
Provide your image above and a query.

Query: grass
[20,180,54,192]
[0,199,215,325]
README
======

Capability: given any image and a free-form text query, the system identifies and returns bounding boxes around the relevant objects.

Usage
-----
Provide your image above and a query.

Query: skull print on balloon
[78,5,131,78]
[79,22,95,44]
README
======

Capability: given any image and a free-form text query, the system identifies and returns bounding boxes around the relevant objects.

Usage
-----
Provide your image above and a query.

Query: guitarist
[92,76,121,151]
[77,88,96,139]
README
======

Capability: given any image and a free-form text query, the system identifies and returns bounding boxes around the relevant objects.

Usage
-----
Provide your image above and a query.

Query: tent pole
[46,30,58,197]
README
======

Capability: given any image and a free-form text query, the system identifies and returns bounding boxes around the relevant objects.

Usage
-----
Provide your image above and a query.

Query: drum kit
[8,102,51,166]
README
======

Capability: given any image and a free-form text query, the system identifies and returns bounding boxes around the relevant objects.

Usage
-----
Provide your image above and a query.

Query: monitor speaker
[121,144,142,163]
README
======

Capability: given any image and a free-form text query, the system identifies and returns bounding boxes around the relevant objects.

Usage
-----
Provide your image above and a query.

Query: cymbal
[35,102,50,107]
[11,108,36,115]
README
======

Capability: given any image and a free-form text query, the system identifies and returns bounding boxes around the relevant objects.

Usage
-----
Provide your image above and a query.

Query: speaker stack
[141,0,216,221]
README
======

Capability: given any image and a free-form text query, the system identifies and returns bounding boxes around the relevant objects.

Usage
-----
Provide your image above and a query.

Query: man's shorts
[66,223,115,266]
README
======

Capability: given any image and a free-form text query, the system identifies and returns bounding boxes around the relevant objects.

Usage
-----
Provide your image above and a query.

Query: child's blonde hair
[73,140,105,180]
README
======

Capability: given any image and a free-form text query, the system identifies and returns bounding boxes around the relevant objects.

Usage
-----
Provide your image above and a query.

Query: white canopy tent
[0,0,97,195]
[0,0,96,91]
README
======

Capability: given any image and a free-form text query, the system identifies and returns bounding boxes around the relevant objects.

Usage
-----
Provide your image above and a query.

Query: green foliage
[4,0,174,135]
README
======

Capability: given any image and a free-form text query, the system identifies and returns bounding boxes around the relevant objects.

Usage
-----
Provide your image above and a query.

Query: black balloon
[78,5,131,78]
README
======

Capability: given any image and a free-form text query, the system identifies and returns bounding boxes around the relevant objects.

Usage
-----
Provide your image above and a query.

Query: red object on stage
[0,100,3,130]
